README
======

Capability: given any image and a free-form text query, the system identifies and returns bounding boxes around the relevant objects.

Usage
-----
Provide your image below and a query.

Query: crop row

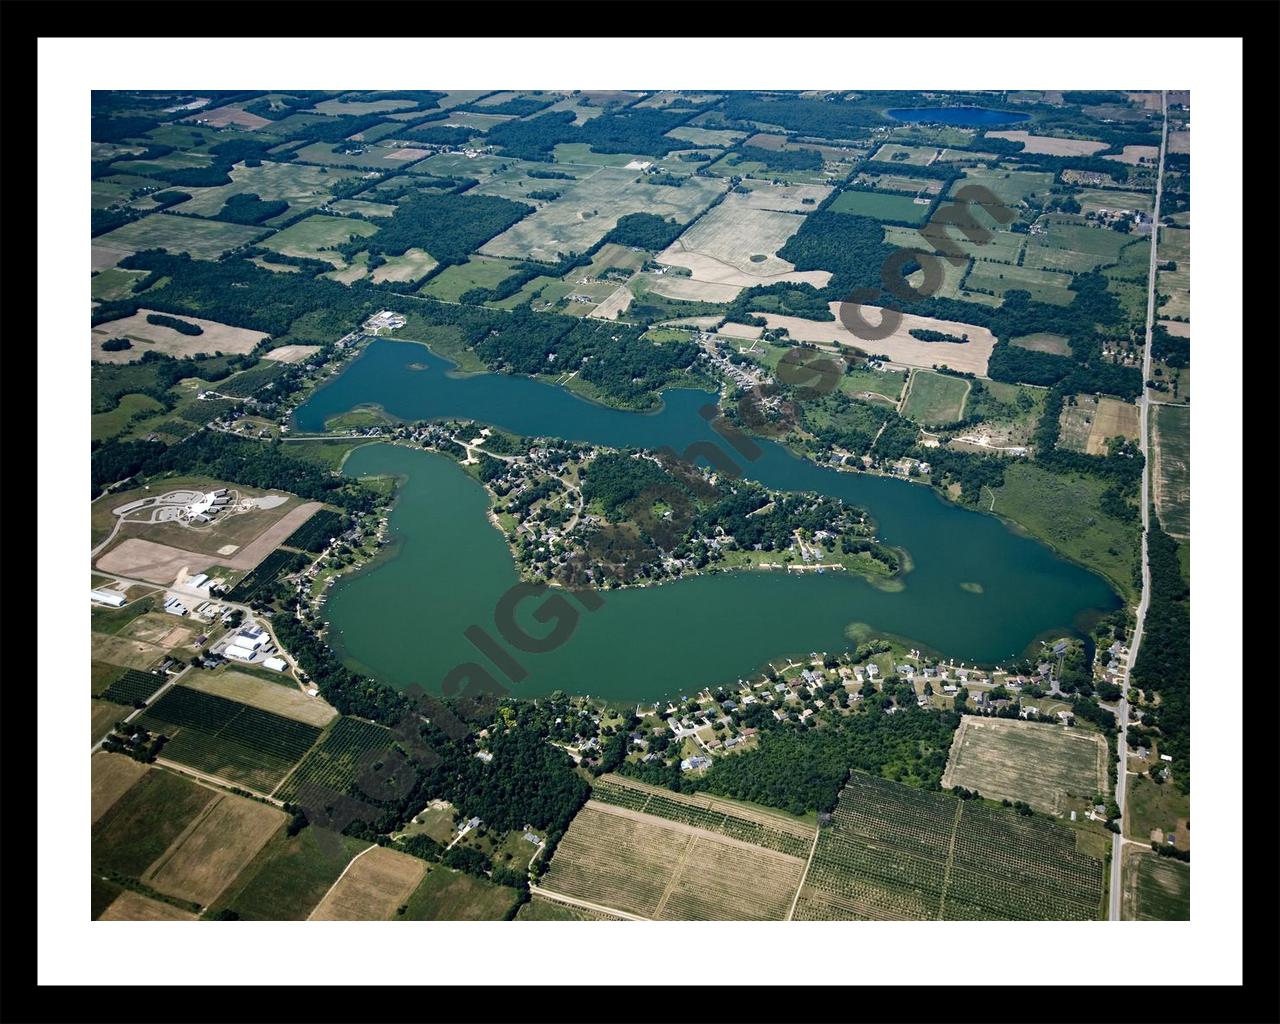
[274,716,394,803]
[159,729,295,794]
[100,668,165,705]
[226,549,305,603]
[282,509,345,553]
[140,685,321,763]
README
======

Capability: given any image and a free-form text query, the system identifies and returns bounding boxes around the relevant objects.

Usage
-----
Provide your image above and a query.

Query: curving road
[1109,89,1167,921]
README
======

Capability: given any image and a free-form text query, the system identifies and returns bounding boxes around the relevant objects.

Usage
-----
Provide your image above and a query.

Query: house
[1057,710,1075,725]
[943,684,959,695]
[1160,753,1173,762]
[474,750,494,763]
[1021,706,1039,718]
[1052,640,1069,655]
[680,756,711,772]
[865,664,879,678]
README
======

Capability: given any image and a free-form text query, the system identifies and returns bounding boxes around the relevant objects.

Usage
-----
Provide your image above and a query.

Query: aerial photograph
[86,86,1192,925]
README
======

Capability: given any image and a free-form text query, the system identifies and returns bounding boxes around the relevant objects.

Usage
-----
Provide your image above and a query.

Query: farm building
[224,644,257,662]
[262,656,287,672]
[90,589,126,607]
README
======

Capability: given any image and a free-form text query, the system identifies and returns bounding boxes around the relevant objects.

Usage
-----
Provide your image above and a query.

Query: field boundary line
[652,833,697,920]
[140,792,225,886]
[936,798,965,920]
[786,825,822,921]
[153,758,284,806]
[528,886,644,922]
[897,368,915,415]
[306,843,376,921]
[584,800,806,863]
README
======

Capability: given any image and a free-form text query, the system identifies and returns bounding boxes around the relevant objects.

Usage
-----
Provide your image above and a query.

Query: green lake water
[294,339,1121,703]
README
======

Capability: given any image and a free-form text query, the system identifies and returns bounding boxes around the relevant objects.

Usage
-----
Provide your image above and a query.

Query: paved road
[1109,89,1167,922]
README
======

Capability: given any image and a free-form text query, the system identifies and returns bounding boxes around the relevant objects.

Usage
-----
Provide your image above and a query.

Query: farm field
[224,548,302,602]
[91,266,149,301]
[92,768,218,878]
[756,301,997,376]
[591,775,816,858]
[328,198,397,218]
[91,309,268,363]
[964,262,1075,306]
[1011,333,1071,355]
[1087,397,1141,454]
[731,181,832,212]
[309,845,427,920]
[1023,219,1138,273]
[516,895,623,921]
[185,669,336,728]
[1121,848,1190,921]
[260,214,379,267]
[418,256,524,301]
[274,716,394,804]
[792,772,1103,921]
[164,160,342,219]
[292,141,429,171]
[91,752,151,824]
[92,696,132,745]
[264,344,322,364]
[98,890,199,921]
[1156,226,1190,320]
[948,167,1055,207]
[399,865,522,921]
[281,507,344,551]
[884,223,1025,266]
[1074,188,1154,217]
[986,131,1107,156]
[940,717,1109,814]
[870,143,937,165]
[211,827,371,920]
[369,247,437,284]
[481,166,725,262]
[540,800,806,921]
[905,256,1000,308]
[138,685,322,793]
[638,272,741,305]
[901,370,971,425]
[659,198,812,281]
[97,667,166,705]
[1152,404,1190,539]
[94,213,266,260]
[829,189,931,224]
[142,791,286,906]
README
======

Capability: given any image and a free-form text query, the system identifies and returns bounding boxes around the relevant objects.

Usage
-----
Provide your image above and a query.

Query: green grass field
[1152,404,1190,538]
[95,213,267,260]
[990,462,1140,604]
[1124,851,1189,921]
[91,267,150,301]
[210,827,371,920]
[515,896,612,921]
[964,262,1076,306]
[1125,774,1190,847]
[398,865,521,921]
[949,167,1055,207]
[1023,218,1136,273]
[840,366,908,402]
[261,214,379,267]
[92,770,217,878]
[91,393,166,442]
[829,189,931,224]
[902,370,971,425]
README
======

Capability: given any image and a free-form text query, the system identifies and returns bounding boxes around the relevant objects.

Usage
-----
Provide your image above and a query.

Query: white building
[224,644,257,662]
[262,656,287,672]
[90,589,126,608]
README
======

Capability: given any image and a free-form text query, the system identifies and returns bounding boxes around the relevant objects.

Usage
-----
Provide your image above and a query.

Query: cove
[885,106,1029,127]
[295,339,1120,702]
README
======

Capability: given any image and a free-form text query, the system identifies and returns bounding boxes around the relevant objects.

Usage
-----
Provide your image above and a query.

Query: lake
[295,339,1120,702]
[885,107,1029,127]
